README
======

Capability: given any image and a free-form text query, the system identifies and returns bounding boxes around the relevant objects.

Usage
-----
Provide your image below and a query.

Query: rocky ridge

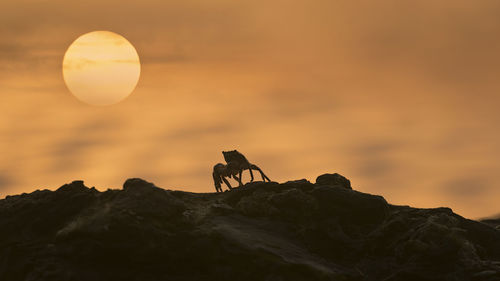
[0,173,499,281]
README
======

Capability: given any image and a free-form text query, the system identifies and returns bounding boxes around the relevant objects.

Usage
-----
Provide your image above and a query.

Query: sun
[62,31,141,106]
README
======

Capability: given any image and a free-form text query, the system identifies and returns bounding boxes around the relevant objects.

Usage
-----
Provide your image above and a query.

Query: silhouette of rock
[56,180,91,193]
[123,177,156,191]
[0,174,499,281]
[316,173,352,189]
[481,215,500,230]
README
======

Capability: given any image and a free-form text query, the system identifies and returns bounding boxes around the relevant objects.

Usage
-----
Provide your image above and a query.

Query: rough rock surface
[315,173,352,190]
[1,174,499,281]
[481,217,500,230]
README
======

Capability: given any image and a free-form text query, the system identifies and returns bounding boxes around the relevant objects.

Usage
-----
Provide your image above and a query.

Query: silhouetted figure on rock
[212,150,271,192]
[212,162,242,192]
[223,150,270,183]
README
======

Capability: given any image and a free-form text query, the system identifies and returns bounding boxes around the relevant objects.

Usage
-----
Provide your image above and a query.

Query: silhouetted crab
[212,150,271,192]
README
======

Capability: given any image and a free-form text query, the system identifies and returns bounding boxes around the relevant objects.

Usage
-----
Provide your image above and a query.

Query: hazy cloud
[355,158,395,179]
[442,177,492,199]
[2,0,500,219]
[163,124,237,141]
[47,119,121,172]
[352,141,403,155]
[0,172,14,192]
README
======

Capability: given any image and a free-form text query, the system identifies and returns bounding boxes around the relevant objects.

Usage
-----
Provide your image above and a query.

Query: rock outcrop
[0,174,499,281]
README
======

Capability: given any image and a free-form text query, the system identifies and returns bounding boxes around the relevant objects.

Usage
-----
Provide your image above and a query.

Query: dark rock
[269,188,318,219]
[56,180,90,193]
[210,202,234,215]
[123,178,156,192]
[311,185,389,227]
[480,216,500,229]
[472,270,498,278]
[0,175,499,281]
[283,179,313,187]
[315,173,352,189]
[235,188,279,217]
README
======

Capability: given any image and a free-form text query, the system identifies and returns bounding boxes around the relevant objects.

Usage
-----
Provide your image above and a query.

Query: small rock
[123,178,156,192]
[56,180,89,193]
[315,173,352,190]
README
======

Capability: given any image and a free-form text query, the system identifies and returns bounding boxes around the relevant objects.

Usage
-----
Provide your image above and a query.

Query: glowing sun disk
[62,31,141,106]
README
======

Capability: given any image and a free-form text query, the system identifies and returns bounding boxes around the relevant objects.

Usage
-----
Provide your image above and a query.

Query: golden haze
[1,0,500,219]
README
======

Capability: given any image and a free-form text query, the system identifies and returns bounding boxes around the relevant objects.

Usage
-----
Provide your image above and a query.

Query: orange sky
[1,0,500,218]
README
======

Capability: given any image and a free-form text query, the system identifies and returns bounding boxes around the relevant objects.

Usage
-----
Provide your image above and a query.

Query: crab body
[212,150,271,192]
